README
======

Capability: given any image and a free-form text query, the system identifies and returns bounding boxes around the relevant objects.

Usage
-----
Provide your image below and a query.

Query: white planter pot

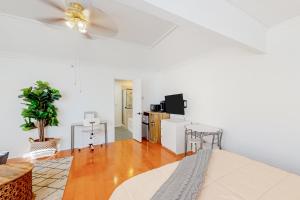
[30,138,58,152]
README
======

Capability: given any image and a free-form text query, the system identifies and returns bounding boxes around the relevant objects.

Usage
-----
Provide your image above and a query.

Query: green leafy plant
[19,81,62,142]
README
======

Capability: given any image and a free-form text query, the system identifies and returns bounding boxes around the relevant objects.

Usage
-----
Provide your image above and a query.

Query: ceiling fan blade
[40,0,65,12]
[89,23,118,37]
[37,17,65,25]
[89,7,108,22]
[83,32,94,40]
[88,7,118,37]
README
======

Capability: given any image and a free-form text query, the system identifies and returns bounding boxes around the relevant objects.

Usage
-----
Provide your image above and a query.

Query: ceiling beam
[117,0,267,53]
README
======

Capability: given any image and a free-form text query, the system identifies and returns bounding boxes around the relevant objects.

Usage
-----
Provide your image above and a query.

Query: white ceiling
[147,24,253,70]
[0,0,176,46]
[0,12,251,71]
[0,0,263,71]
[227,0,300,27]
[0,14,151,70]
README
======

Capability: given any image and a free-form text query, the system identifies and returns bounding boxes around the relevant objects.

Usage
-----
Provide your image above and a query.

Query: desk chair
[79,111,101,152]
[83,118,101,151]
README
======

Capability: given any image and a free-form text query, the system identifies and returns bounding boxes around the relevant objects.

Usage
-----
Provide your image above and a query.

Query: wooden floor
[49,139,183,200]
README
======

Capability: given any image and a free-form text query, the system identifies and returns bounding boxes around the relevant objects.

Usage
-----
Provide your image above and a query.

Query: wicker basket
[30,138,58,152]
[0,152,9,165]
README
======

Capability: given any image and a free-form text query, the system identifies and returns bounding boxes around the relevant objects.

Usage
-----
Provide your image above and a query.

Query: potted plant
[19,81,62,151]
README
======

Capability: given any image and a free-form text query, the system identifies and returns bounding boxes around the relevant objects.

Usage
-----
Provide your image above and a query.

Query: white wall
[142,77,161,112]
[143,17,300,174]
[0,54,142,158]
[0,14,151,158]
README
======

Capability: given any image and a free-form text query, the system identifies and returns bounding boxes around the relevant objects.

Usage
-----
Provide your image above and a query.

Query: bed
[110,150,300,200]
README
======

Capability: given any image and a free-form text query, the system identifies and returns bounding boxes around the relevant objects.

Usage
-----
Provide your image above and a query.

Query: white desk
[71,121,108,152]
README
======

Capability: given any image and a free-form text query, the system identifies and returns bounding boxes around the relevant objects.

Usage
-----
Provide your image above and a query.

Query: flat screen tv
[165,94,185,115]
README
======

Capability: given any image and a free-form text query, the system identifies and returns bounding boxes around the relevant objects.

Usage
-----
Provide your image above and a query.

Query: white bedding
[110,150,300,200]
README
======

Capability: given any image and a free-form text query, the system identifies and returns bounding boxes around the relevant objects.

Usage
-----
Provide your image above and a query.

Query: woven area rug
[32,157,73,200]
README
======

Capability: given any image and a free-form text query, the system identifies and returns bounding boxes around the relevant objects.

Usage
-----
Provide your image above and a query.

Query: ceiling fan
[38,0,118,39]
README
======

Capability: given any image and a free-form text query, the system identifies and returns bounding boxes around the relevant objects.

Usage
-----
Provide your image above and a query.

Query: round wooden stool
[0,163,33,200]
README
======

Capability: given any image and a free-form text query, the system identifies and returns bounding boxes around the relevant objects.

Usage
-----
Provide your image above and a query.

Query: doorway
[114,80,133,141]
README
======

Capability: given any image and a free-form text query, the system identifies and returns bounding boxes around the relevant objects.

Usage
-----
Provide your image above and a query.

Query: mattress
[110,150,300,200]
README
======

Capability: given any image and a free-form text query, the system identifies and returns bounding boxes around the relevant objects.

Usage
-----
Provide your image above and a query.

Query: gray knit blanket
[151,149,212,200]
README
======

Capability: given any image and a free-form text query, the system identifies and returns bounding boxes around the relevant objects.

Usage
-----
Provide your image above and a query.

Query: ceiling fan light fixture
[39,0,117,39]
[83,9,90,18]
[78,28,87,33]
[64,2,89,33]
[65,0,90,9]
[78,22,88,33]
[77,20,86,29]
[65,20,75,29]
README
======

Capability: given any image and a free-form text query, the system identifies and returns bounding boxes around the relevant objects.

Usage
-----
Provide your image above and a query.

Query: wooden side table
[0,163,33,200]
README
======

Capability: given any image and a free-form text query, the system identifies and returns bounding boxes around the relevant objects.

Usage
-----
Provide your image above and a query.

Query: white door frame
[113,78,142,142]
